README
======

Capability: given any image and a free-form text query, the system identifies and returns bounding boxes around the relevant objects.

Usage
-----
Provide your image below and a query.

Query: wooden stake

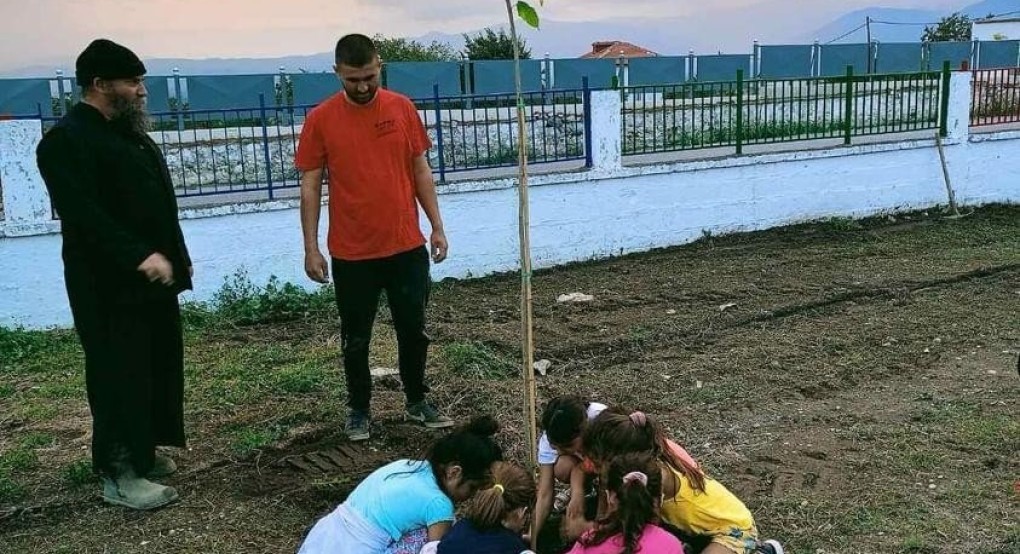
[505,0,538,469]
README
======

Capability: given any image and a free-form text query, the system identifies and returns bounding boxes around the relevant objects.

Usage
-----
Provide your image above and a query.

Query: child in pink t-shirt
[567,453,684,554]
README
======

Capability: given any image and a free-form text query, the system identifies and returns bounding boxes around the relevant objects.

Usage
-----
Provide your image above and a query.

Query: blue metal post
[432,84,447,183]
[258,93,275,199]
[582,77,593,169]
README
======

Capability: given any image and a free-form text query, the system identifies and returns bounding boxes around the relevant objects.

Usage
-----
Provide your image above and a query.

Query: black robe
[36,102,193,476]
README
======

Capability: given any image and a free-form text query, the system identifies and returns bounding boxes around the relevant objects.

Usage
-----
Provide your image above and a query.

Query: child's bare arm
[531,464,556,550]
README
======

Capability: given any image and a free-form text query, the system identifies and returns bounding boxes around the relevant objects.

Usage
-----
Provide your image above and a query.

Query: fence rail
[621,67,944,157]
[971,68,1020,127]
[8,64,1020,210]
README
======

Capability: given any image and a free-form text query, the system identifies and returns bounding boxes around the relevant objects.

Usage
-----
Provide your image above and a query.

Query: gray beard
[110,94,151,135]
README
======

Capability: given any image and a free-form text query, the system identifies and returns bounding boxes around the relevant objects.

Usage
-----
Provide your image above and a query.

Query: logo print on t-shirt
[375,119,397,139]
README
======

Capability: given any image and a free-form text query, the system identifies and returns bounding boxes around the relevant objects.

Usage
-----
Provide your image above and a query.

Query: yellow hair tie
[492,484,505,494]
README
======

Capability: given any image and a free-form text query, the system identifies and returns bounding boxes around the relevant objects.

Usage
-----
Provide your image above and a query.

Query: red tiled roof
[581,41,658,59]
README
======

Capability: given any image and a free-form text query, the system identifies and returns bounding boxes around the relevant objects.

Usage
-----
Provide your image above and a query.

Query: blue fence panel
[471,60,542,94]
[694,55,751,82]
[759,45,814,78]
[145,77,172,113]
[818,44,871,77]
[290,73,339,105]
[185,75,276,110]
[0,79,51,116]
[976,40,1020,68]
[874,43,924,73]
[552,58,616,89]
[385,62,462,98]
[628,56,686,86]
[927,41,973,70]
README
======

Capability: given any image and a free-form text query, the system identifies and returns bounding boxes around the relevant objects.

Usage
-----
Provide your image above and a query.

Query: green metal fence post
[735,69,744,155]
[843,65,854,145]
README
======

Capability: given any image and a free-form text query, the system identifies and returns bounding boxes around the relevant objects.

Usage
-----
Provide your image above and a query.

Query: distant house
[972,16,1020,41]
[580,41,658,59]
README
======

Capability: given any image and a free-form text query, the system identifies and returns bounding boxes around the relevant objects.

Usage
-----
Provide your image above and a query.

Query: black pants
[70,292,185,477]
[332,246,431,412]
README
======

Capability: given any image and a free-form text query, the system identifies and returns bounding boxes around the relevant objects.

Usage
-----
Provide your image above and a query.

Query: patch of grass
[441,341,516,379]
[822,216,864,232]
[0,384,14,398]
[912,399,979,424]
[33,380,82,400]
[901,449,944,471]
[0,471,25,503]
[63,459,95,486]
[954,415,1020,450]
[229,424,285,456]
[0,327,81,373]
[0,447,39,473]
[628,325,653,345]
[274,362,327,394]
[16,402,62,422]
[20,433,55,449]
[901,535,937,553]
[211,270,334,326]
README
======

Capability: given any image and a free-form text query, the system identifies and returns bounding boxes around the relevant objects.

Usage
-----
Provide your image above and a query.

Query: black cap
[75,39,147,86]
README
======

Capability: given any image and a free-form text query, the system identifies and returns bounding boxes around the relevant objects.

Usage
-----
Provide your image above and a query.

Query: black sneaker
[757,539,785,554]
[405,401,454,429]
[345,410,371,442]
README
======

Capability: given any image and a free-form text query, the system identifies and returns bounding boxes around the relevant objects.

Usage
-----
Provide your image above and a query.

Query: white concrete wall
[973,20,1020,41]
[2,82,1019,329]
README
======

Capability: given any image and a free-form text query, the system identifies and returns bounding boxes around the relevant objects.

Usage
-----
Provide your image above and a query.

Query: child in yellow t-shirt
[582,408,784,554]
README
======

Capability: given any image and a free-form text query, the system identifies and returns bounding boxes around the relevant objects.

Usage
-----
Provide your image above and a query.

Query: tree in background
[922,13,972,42]
[372,34,458,62]
[462,27,531,60]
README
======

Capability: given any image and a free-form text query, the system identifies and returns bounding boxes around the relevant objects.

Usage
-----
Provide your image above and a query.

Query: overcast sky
[0,0,963,71]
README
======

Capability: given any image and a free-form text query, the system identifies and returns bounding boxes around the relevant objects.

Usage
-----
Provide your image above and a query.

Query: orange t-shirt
[294,89,432,261]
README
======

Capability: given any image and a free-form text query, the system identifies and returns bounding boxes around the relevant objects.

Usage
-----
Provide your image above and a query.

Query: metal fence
[59,86,592,200]
[971,68,1020,127]
[621,66,946,157]
[4,40,1019,117]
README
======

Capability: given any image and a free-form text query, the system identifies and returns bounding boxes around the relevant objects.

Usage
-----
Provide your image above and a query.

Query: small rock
[718,302,737,312]
[770,361,781,368]
[666,309,677,315]
[557,292,594,303]
[533,359,552,376]
[988,370,997,375]
[800,500,809,507]
[370,367,399,378]
[695,380,703,389]
[928,483,937,490]
[923,348,930,353]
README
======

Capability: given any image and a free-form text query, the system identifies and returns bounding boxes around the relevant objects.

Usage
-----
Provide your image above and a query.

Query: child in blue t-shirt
[438,462,536,554]
[298,417,504,554]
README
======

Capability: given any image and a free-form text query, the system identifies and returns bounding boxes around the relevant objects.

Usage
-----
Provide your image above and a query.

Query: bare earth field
[2,205,1018,554]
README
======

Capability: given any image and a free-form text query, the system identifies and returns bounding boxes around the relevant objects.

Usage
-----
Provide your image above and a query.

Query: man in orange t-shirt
[295,34,451,441]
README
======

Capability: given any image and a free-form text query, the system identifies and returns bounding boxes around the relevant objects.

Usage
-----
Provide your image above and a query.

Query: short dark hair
[335,34,378,66]
[541,395,588,447]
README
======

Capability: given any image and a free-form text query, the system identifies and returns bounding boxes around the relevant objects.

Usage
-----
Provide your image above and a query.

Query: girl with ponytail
[437,462,537,554]
[583,409,784,554]
[568,453,684,554]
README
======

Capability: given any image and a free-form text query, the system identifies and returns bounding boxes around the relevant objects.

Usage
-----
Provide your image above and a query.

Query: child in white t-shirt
[531,396,607,550]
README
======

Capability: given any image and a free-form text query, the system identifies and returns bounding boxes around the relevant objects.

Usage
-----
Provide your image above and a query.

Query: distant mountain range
[4,0,1017,77]
[810,0,1019,44]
